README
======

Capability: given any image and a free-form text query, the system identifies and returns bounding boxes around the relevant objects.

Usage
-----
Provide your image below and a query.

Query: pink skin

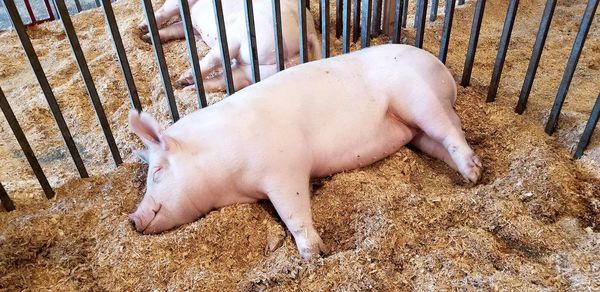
[138,0,321,92]
[129,44,483,259]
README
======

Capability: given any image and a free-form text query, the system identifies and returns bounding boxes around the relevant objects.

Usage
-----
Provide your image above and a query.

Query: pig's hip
[310,116,417,178]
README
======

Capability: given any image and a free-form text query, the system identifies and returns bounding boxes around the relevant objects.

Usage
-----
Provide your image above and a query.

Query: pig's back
[226,44,453,176]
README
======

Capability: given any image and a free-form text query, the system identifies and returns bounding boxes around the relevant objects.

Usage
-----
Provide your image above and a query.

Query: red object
[22,0,56,27]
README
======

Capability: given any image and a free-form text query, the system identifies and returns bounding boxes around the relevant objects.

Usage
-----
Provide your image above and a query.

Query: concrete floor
[0,0,101,29]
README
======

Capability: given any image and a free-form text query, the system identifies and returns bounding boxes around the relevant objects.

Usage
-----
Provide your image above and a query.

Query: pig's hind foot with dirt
[128,44,482,259]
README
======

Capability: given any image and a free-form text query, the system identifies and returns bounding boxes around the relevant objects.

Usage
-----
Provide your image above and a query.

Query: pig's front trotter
[265,176,326,259]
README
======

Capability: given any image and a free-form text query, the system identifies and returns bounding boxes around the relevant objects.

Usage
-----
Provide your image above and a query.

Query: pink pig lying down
[138,0,321,92]
[128,44,483,259]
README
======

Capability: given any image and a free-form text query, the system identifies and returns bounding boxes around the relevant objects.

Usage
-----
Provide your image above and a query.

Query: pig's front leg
[176,42,241,88]
[264,174,326,259]
[138,0,181,34]
[410,132,458,171]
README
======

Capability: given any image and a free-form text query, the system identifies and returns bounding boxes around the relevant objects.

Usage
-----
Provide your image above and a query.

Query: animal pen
[0,0,599,290]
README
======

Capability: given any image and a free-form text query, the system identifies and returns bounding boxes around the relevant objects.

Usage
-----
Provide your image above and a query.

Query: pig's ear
[129,110,162,146]
[133,149,149,164]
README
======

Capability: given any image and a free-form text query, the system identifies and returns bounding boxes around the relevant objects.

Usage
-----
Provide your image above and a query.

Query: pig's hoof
[461,154,483,183]
[138,23,149,34]
[175,78,191,89]
[141,34,152,44]
[297,235,327,260]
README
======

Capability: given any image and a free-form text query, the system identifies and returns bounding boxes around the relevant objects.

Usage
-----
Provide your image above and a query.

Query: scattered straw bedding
[0,0,599,290]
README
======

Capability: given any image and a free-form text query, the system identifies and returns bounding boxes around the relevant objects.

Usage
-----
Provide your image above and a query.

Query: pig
[128,44,483,259]
[138,0,321,92]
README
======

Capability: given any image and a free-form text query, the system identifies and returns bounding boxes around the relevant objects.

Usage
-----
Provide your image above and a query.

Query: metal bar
[574,93,600,159]
[342,0,351,53]
[244,0,260,83]
[352,0,361,42]
[272,0,285,71]
[336,0,343,37]
[43,0,55,21]
[141,0,180,121]
[298,0,308,63]
[486,0,519,102]
[51,0,60,19]
[318,0,322,32]
[306,0,310,10]
[4,0,87,178]
[515,0,556,114]
[372,0,382,37]
[94,0,100,7]
[179,0,207,108]
[213,0,235,95]
[392,0,402,43]
[401,0,407,27]
[74,0,82,12]
[460,0,486,87]
[321,0,330,58]
[0,182,15,212]
[361,0,372,48]
[438,0,455,63]
[458,0,464,5]
[545,0,598,135]
[55,0,122,166]
[0,86,55,199]
[101,0,143,112]
[24,0,37,23]
[429,0,438,21]
[414,0,427,48]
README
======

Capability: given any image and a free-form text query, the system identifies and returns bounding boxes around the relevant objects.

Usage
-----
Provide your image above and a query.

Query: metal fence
[0,0,599,211]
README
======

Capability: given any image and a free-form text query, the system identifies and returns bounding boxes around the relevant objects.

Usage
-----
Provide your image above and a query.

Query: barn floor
[1,0,599,290]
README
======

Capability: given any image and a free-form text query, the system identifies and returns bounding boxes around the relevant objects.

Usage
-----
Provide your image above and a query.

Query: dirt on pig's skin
[1,0,599,290]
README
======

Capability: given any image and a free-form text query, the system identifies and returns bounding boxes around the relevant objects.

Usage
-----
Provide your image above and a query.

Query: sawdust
[0,0,599,290]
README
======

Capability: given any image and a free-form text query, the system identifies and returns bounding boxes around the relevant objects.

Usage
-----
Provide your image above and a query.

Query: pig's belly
[310,115,416,178]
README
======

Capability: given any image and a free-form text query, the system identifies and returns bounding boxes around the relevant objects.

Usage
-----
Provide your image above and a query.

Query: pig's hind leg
[197,67,251,92]
[138,0,180,33]
[176,43,242,88]
[263,173,326,259]
[401,96,482,183]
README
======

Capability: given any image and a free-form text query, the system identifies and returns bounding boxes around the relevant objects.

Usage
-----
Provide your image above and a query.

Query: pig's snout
[129,213,146,233]
[129,206,159,234]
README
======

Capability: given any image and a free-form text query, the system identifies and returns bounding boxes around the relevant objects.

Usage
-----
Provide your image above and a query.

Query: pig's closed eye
[152,167,163,183]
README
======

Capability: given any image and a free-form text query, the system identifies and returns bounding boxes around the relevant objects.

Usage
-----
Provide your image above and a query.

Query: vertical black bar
[460,0,486,87]
[94,0,100,7]
[342,0,351,53]
[545,0,598,135]
[574,93,600,159]
[458,0,464,5]
[55,0,122,166]
[429,0,438,21]
[486,0,519,102]
[3,0,87,178]
[298,0,308,63]
[352,0,361,42]
[392,0,403,43]
[372,0,382,37]
[306,0,310,10]
[272,0,285,71]
[101,0,142,112]
[414,0,427,48]
[179,0,207,108]
[74,0,81,12]
[244,0,261,83]
[141,0,180,120]
[0,182,15,212]
[361,0,372,48]
[336,0,343,37]
[213,0,235,95]
[438,0,455,63]
[0,86,54,199]
[401,0,407,27]
[515,0,556,114]
[321,0,330,57]
[44,0,55,20]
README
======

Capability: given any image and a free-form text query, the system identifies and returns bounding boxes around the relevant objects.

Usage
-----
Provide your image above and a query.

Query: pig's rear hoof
[138,23,149,34]
[461,154,483,184]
